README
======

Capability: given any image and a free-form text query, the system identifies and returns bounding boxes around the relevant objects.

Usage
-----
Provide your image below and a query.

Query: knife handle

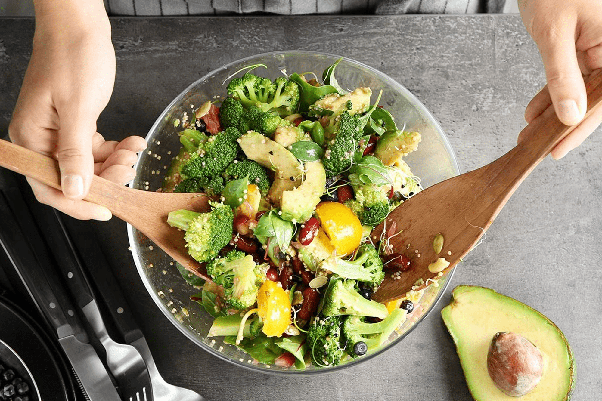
[61,217,145,344]
[0,189,89,342]
[19,188,96,311]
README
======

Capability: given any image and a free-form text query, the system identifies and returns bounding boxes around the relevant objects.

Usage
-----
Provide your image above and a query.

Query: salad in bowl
[129,51,459,373]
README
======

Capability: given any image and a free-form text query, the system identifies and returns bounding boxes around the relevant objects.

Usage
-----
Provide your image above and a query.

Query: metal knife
[62,217,205,401]
[20,191,153,401]
[0,188,122,401]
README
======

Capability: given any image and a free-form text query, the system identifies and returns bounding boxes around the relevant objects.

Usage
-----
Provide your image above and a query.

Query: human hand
[519,0,602,159]
[8,0,146,220]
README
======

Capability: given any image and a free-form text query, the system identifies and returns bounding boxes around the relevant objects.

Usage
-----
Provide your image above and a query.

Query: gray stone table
[1,15,600,401]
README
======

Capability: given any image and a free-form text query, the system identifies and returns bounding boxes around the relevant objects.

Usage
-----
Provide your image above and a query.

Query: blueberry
[353,341,368,356]
[400,299,414,313]
[3,383,15,398]
[14,379,28,395]
[321,191,338,202]
[2,370,14,383]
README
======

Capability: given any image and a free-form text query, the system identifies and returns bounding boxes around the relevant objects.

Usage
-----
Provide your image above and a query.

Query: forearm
[33,0,110,37]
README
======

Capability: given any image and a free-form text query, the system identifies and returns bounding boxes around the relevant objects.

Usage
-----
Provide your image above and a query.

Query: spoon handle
[0,139,62,189]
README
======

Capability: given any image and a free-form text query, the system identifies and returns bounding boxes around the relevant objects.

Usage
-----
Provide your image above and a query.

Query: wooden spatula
[371,68,602,303]
[0,140,212,280]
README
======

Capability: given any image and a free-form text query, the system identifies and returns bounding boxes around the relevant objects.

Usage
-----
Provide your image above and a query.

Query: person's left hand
[518,0,602,159]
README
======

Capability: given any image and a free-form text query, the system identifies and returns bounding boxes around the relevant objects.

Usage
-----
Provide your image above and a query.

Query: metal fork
[18,192,154,401]
[62,217,204,401]
[130,337,204,401]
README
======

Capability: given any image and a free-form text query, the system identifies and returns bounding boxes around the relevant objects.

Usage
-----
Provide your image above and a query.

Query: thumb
[537,20,587,126]
[56,119,95,199]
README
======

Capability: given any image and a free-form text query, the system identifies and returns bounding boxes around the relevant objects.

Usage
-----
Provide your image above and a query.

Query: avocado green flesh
[280,160,326,222]
[441,285,574,401]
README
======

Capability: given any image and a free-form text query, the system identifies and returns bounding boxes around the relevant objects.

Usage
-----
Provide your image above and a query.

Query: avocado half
[441,285,574,401]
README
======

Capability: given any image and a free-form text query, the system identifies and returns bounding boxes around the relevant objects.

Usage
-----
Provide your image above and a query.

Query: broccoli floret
[321,111,362,177]
[223,159,270,194]
[180,127,241,180]
[344,183,390,227]
[175,175,225,196]
[306,315,346,367]
[227,74,300,117]
[227,73,275,109]
[341,308,407,358]
[264,77,300,116]
[219,97,289,136]
[206,250,267,310]
[320,277,388,320]
[320,243,385,287]
[166,202,234,264]
[244,106,289,136]
[219,97,246,131]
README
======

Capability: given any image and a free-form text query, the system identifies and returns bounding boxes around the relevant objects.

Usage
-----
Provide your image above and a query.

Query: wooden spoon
[371,68,602,303]
[0,140,212,280]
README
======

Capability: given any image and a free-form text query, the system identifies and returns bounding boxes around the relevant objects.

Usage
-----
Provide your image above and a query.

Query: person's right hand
[8,0,146,221]
[518,0,602,159]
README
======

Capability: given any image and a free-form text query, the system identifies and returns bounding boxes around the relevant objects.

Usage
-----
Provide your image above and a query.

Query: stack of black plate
[0,295,77,401]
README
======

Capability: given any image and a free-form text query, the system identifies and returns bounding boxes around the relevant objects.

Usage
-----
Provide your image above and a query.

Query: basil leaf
[176,263,205,287]
[350,156,392,186]
[271,213,295,250]
[276,335,307,370]
[254,211,276,244]
[289,141,325,162]
[224,335,283,365]
[222,176,249,208]
[290,73,339,113]
[253,210,295,251]
[322,58,348,95]
[191,290,225,318]
[365,108,397,136]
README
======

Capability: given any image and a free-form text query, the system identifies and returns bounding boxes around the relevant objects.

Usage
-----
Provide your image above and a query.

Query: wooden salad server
[0,139,212,280]
[371,68,602,303]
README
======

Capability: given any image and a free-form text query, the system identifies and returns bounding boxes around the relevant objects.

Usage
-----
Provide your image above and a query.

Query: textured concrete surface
[1,15,600,401]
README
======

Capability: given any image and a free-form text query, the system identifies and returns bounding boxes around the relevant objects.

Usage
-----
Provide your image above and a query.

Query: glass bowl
[128,51,460,374]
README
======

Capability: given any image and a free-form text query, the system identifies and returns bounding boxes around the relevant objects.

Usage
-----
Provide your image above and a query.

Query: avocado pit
[487,332,544,397]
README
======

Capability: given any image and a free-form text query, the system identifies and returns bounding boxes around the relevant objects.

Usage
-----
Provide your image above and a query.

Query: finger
[99,164,137,185]
[55,117,96,200]
[536,18,587,126]
[582,43,602,73]
[92,132,119,162]
[27,177,112,221]
[100,148,139,171]
[524,85,552,124]
[551,106,602,159]
[115,135,147,152]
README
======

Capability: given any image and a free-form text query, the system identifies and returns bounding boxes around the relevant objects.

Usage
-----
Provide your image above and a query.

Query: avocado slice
[374,130,421,167]
[441,285,574,401]
[238,131,304,205]
[280,160,326,222]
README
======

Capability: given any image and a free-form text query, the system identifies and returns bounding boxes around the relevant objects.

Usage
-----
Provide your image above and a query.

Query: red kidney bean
[300,270,314,285]
[363,135,378,156]
[233,235,258,253]
[337,185,354,203]
[233,214,251,236]
[266,267,279,282]
[255,210,267,220]
[291,257,304,274]
[299,217,320,246]
[274,352,296,368]
[383,253,412,272]
[297,287,320,321]
[279,266,294,290]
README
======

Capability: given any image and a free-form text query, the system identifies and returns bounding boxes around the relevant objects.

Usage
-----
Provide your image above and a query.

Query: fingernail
[96,207,113,221]
[557,99,583,125]
[61,174,84,198]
